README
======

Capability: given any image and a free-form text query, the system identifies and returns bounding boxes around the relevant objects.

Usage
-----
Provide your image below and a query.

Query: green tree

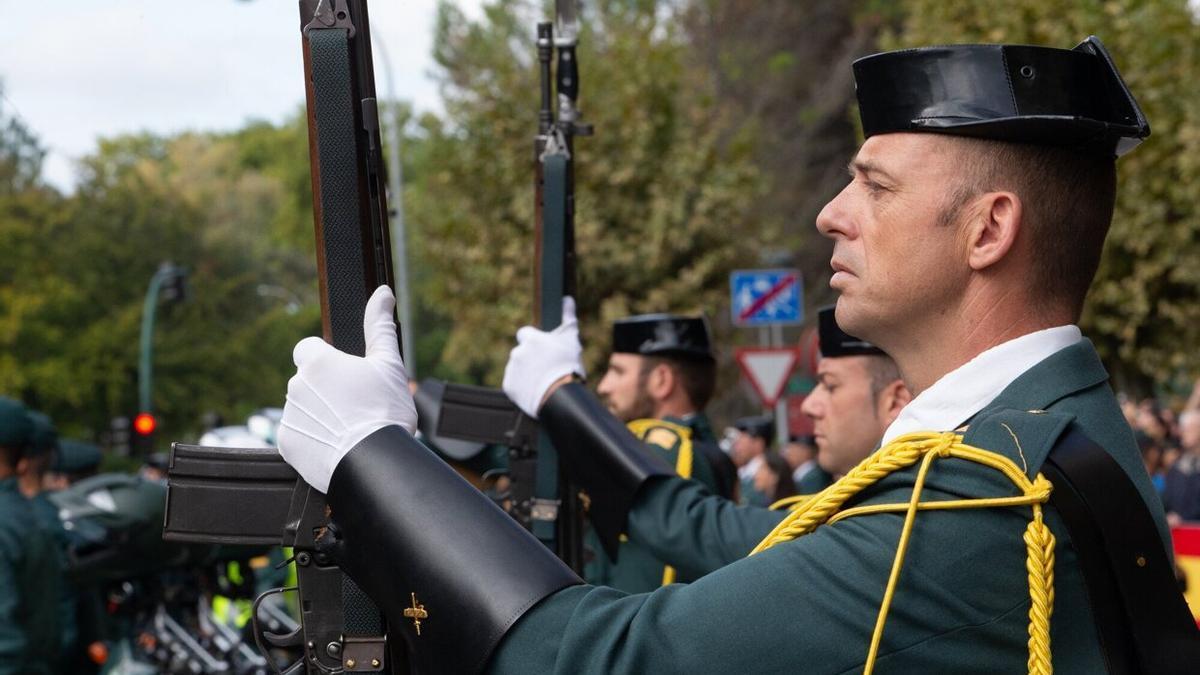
[0,120,321,444]
[0,82,46,196]
[409,0,767,383]
[885,0,1200,392]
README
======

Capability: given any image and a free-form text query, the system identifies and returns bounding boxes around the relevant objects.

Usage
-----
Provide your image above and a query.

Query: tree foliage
[409,0,768,382]
[0,117,320,442]
[885,0,1200,392]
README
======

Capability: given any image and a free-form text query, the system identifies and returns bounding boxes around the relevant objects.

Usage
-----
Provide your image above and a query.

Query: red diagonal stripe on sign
[738,273,797,321]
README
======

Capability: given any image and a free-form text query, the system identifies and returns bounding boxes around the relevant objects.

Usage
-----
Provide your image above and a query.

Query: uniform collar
[881,325,1083,445]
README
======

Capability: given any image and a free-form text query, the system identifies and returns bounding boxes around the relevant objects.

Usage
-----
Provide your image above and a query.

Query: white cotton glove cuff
[277,286,418,493]
[502,297,586,418]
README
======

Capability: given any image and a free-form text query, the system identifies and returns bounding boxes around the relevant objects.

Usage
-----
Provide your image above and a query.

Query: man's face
[597,352,655,422]
[816,133,971,343]
[731,432,765,467]
[801,356,886,476]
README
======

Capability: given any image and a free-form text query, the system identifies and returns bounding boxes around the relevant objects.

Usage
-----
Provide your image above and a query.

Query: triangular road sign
[734,347,800,408]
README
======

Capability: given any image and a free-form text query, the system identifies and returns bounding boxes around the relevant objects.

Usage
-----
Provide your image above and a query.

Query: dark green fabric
[796,465,835,494]
[0,398,32,450]
[487,339,1161,673]
[30,492,77,663]
[583,419,724,592]
[52,439,101,474]
[0,479,61,675]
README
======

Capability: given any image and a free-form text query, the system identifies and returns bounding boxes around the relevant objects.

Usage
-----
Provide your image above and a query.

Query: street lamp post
[138,262,187,415]
[371,32,417,376]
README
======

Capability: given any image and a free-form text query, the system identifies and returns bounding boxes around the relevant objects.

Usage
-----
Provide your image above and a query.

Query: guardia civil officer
[586,314,735,591]
[597,314,737,500]
[0,399,60,675]
[802,306,910,481]
[275,37,1193,673]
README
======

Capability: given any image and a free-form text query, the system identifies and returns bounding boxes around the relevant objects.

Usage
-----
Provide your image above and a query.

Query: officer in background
[597,314,737,499]
[0,398,60,675]
[16,411,78,668]
[587,314,734,591]
[802,306,910,480]
[729,414,773,505]
[42,438,102,491]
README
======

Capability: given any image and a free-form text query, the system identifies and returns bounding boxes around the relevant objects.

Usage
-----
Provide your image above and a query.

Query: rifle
[163,1,406,673]
[419,0,593,571]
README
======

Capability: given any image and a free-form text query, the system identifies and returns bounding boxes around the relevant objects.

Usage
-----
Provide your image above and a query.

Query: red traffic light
[133,412,157,436]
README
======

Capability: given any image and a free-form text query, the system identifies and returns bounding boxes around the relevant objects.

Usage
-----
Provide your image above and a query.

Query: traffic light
[132,412,157,455]
[109,416,131,457]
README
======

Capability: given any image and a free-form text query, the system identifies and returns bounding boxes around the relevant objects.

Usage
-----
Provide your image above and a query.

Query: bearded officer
[586,314,734,591]
[275,36,1189,674]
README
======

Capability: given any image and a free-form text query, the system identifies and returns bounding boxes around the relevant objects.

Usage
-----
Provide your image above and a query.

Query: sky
[0,0,484,193]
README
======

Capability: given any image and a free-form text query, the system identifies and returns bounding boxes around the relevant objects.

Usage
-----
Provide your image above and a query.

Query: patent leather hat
[818,306,885,358]
[612,314,715,362]
[854,36,1149,157]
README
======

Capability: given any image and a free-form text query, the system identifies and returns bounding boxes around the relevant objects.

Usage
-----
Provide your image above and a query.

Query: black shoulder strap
[1042,428,1200,674]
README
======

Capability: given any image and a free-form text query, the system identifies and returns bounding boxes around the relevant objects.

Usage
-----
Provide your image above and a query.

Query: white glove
[502,296,586,418]
[277,285,418,493]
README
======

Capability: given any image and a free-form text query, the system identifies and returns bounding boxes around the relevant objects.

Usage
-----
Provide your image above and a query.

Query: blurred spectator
[732,415,773,506]
[1163,410,1200,527]
[781,435,832,494]
[1136,431,1166,494]
[753,452,797,505]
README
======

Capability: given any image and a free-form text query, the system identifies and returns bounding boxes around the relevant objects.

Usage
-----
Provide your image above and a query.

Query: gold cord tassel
[750,432,1055,674]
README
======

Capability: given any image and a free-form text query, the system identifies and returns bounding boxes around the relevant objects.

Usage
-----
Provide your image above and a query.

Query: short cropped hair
[641,355,718,411]
[862,354,902,399]
[939,138,1117,321]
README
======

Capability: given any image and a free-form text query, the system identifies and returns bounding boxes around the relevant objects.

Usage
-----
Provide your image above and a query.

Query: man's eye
[864,180,887,194]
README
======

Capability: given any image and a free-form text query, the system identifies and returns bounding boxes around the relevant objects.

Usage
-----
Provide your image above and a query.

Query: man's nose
[815,186,855,241]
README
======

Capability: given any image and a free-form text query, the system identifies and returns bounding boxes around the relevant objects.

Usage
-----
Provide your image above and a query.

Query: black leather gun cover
[163,443,298,546]
[327,425,581,675]
[539,382,673,559]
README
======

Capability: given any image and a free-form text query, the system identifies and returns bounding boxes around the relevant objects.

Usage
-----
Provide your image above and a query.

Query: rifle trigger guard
[303,0,357,38]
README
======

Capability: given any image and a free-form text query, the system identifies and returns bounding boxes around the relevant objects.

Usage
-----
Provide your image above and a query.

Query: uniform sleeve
[485,505,1034,674]
[0,542,28,674]
[624,475,787,577]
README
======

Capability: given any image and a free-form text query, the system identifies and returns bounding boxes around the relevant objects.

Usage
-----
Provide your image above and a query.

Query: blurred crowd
[1123,385,1200,527]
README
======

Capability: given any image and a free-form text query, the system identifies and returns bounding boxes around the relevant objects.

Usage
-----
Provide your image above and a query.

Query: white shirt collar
[880,325,1082,445]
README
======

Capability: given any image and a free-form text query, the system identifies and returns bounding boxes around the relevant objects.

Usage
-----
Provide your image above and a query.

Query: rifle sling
[1042,428,1200,674]
[306,25,384,641]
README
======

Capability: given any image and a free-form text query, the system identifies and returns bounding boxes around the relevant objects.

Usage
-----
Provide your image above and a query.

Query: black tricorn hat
[818,306,885,358]
[734,415,774,441]
[854,36,1149,158]
[612,314,714,362]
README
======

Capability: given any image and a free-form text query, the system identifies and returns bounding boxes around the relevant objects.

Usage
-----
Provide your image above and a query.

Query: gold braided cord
[769,493,814,511]
[749,432,1055,675]
[625,419,694,586]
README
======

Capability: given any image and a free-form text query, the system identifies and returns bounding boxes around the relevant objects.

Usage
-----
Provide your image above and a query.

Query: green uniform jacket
[0,479,61,675]
[29,492,77,661]
[584,418,724,592]
[488,339,1168,673]
[797,465,835,494]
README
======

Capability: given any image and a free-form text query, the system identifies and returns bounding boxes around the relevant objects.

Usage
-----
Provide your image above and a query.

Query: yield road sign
[730,269,803,326]
[735,347,800,408]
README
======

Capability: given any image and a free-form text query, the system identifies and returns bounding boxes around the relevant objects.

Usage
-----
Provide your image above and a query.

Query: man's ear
[879,379,912,426]
[965,191,1023,272]
[646,363,675,402]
